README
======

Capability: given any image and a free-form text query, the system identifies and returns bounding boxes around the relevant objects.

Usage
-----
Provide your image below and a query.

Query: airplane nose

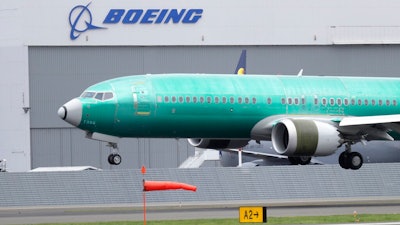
[58,98,82,127]
[57,106,67,120]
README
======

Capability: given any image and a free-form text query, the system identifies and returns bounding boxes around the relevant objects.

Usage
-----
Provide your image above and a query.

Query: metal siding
[70,129,102,167]
[31,128,195,169]
[2,164,400,207]
[31,129,62,168]
[177,139,191,165]
[149,139,177,168]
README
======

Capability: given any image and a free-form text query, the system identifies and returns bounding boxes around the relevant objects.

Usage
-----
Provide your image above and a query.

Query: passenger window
[371,99,376,106]
[253,97,257,104]
[179,96,184,103]
[95,93,104,100]
[379,100,383,106]
[287,98,292,105]
[301,97,305,105]
[281,98,286,105]
[245,97,249,104]
[394,100,398,106]
[386,100,390,106]
[186,96,191,103]
[222,97,227,104]
[215,97,220,104]
[314,97,318,105]
[238,97,243,104]
[358,99,362,106]
[294,98,299,105]
[200,97,204,103]
[329,98,334,106]
[230,97,235,104]
[193,96,198,103]
[344,98,349,106]
[351,99,355,105]
[172,96,177,103]
[364,99,368,106]
[322,98,327,106]
[207,97,212,103]
[164,96,169,103]
[337,99,342,106]
[266,98,271,104]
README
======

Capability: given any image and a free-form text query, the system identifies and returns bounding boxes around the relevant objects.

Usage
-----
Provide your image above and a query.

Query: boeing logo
[103,9,203,24]
[69,2,203,40]
[69,2,105,40]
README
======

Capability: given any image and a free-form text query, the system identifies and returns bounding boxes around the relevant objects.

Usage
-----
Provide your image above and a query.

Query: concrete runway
[1,200,400,224]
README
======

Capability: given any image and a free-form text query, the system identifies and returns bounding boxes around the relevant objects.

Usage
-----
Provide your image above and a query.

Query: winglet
[234,50,246,75]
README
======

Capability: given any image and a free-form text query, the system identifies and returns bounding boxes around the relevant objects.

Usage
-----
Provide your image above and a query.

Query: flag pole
[141,166,147,225]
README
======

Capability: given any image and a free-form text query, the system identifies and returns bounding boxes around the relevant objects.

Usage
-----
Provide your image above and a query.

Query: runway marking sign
[239,206,267,223]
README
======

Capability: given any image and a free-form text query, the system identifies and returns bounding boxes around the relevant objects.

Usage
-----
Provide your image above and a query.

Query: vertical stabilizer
[234,50,247,75]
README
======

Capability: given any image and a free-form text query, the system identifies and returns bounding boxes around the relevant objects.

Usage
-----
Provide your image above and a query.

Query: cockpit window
[103,92,114,100]
[81,92,96,98]
[95,93,104,100]
[81,91,114,101]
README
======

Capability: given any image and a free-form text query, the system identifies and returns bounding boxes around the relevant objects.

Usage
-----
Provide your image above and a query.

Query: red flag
[143,180,197,192]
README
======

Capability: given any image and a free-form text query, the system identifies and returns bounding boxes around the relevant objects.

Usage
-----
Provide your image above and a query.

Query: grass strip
[37,213,400,225]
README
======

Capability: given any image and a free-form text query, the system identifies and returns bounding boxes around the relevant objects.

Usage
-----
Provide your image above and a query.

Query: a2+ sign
[239,206,267,223]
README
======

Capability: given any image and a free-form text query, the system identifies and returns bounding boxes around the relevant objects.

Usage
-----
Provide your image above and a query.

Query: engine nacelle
[188,139,249,149]
[271,119,340,156]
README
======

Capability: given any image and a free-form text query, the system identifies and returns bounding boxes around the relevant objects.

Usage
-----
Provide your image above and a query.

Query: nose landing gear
[107,142,122,165]
[108,153,122,165]
[339,143,363,170]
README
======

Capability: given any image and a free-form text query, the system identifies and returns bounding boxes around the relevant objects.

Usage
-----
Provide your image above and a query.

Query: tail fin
[234,50,246,75]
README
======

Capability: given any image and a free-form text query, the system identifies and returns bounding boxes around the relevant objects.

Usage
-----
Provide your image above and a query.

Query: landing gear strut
[107,142,122,165]
[338,143,363,170]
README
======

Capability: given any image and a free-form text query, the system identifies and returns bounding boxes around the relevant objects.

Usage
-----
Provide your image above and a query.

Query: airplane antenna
[297,69,304,77]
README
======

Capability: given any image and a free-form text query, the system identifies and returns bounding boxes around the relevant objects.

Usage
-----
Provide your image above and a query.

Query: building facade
[2,0,400,171]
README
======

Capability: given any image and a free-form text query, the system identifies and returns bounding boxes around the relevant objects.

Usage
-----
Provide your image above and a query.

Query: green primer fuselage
[78,74,400,139]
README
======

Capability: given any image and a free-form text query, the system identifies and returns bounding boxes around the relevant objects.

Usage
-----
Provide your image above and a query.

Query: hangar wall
[4,0,400,171]
[29,46,400,169]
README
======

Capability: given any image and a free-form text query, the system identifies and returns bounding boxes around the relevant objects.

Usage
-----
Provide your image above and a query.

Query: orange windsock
[143,180,197,192]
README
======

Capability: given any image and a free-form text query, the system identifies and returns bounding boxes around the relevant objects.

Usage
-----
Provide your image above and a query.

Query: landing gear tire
[339,151,363,170]
[349,152,363,170]
[108,153,122,165]
[288,156,311,165]
[339,152,350,169]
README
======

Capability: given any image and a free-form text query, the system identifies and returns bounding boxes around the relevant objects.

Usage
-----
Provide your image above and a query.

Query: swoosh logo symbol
[69,2,105,40]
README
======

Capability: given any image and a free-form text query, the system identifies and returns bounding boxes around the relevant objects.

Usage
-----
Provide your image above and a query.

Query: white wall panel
[4,0,400,46]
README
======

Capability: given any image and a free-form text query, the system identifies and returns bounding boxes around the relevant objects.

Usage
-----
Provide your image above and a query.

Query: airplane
[58,54,400,170]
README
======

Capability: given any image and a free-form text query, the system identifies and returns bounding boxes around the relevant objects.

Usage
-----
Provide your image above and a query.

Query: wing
[219,148,288,159]
[339,114,400,142]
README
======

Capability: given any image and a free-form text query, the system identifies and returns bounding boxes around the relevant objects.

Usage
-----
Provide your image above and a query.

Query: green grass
[37,213,400,225]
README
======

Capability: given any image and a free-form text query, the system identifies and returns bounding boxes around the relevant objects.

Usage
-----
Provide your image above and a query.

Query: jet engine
[188,139,249,149]
[271,119,340,156]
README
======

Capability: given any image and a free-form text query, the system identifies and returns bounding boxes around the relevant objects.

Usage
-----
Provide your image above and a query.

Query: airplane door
[132,84,151,116]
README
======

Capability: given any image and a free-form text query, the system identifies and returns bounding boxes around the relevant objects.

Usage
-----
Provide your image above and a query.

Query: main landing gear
[107,142,122,165]
[338,143,363,170]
